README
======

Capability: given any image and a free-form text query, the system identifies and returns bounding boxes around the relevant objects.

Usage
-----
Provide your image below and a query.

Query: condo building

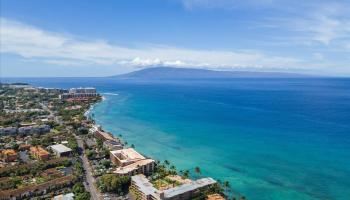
[90,125,123,150]
[59,87,98,100]
[110,148,155,176]
[18,124,51,135]
[129,174,217,200]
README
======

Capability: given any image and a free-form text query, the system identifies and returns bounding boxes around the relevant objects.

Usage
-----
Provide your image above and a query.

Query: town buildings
[18,124,51,135]
[0,125,50,136]
[0,175,74,200]
[59,87,98,100]
[0,127,17,135]
[0,149,18,162]
[110,148,155,176]
[50,144,73,157]
[30,146,49,161]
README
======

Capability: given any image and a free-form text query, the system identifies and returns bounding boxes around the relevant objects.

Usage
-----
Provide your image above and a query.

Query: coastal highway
[76,135,103,200]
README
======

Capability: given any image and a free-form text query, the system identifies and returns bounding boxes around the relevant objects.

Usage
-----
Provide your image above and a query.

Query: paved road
[76,135,103,200]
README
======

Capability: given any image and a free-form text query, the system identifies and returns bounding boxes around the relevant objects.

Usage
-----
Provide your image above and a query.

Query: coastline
[4,80,350,200]
[86,94,230,198]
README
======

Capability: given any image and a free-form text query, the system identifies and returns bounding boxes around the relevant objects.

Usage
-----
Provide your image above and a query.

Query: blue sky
[1,0,350,77]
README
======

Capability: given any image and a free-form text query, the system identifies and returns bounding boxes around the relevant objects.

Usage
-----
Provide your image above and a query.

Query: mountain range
[111,67,308,80]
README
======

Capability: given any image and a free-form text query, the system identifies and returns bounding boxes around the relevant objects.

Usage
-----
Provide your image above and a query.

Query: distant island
[112,67,309,80]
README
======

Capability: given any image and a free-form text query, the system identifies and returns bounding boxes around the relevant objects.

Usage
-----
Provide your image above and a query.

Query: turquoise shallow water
[3,77,350,200]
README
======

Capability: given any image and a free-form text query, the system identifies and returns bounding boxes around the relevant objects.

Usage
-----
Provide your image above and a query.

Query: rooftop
[132,174,159,196]
[30,146,49,156]
[96,130,115,141]
[131,175,217,200]
[164,177,217,198]
[53,193,74,200]
[111,148,145,162]
[114,159,155,174]
[50,144,73,153]
[1,149,17,155]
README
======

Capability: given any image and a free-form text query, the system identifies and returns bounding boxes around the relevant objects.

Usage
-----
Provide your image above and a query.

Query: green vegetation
[67,136,79,153]
[73,183,91,200]
[192,183,225,200]
[101,160,111,168]
[0,158,70,177]
[0,85,102,199]
[30,134,54,147]
[85,149,95,159]
[74,161,84,176]
[98,174,130,194]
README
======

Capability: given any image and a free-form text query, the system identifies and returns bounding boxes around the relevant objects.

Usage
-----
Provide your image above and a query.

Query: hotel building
[110,148,155,176]
[59,87,98,100]
[129,174,217,200]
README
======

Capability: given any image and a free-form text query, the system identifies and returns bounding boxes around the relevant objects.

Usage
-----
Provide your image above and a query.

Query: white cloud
[289,8,350,45]
[253,1,350,48]
[0,17,303,70]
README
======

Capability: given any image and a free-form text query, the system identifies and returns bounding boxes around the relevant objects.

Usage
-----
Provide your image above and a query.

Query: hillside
[111,67,307,80]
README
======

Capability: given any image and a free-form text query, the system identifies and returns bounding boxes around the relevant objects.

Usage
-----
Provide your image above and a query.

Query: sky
[0,0,350,77]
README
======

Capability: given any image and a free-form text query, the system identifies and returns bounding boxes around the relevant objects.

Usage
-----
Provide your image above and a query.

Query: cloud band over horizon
[0,5,349,77]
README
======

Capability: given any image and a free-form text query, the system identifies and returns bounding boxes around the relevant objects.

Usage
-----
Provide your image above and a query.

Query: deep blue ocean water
[2,77,350,200]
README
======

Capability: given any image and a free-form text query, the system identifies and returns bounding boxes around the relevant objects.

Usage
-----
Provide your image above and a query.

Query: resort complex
[130,174,217,200]
[0,83,236,200]
[59,87,98,100]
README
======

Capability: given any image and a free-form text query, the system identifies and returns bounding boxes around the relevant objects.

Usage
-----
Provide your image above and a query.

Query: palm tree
[179,170,184,176]
[131,144,135,148]
[170,165,177,175]
[223,181,231,194]
[183,170,190,179]
[194,166,201,176]
[164,160,170,166]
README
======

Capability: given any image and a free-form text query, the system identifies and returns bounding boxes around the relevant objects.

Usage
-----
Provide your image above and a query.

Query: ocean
[2,77,350,200]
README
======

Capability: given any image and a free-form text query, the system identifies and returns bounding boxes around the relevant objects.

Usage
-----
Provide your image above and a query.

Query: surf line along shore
[84,92,233,199]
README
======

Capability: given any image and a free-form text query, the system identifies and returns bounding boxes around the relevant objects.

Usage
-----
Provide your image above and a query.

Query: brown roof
[0,175,74,198]
[30,146,49,156]
[1,149,17,156]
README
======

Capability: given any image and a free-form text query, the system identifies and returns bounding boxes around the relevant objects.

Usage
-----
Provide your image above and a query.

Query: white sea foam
[102,92,119,96]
